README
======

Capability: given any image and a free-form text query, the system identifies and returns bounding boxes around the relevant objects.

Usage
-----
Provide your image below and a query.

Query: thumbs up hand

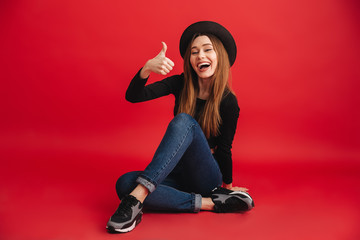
[140,42,175,79]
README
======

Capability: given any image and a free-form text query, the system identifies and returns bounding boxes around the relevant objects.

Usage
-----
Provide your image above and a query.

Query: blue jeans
[116,113,223,212]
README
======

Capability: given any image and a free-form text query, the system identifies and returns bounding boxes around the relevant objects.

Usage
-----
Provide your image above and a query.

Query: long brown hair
[177,34,233,138]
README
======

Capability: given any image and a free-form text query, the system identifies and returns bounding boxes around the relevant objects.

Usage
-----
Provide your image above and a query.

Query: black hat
[179,21,237,66]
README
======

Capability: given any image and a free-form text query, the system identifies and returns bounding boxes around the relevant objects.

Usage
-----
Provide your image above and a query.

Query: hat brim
[179,21,237,66]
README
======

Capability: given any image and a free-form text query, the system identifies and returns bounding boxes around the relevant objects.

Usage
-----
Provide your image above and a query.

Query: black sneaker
[106,195,143,233]
[211,187,254,213]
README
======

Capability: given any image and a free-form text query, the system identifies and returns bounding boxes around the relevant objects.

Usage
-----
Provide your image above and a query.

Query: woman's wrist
[140,62,151,79]
[222,182,232,189]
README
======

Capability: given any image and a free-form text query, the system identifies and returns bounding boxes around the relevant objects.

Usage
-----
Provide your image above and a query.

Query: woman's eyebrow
[202,43,213,46]
[191,43,213,49]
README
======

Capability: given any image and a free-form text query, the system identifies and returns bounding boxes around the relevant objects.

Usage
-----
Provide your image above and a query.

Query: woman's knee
[169,113,197,131]
[115,171,141,199]
[175,113,195,122]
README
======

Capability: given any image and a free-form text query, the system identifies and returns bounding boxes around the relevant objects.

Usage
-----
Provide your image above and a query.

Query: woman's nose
[197,50,205,59]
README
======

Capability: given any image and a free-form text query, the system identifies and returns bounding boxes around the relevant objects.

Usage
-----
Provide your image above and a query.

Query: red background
[1,0,359,239]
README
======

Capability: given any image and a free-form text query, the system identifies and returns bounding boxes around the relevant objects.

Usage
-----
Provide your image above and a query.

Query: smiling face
[190,35,218,81]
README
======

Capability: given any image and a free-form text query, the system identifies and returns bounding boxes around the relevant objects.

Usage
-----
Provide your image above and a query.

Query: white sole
[106,212,142,233]
[106,220,137,233]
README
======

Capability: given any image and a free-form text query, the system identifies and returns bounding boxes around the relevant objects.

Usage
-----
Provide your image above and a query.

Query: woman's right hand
[140,42,175,79]
[223,182,249,193]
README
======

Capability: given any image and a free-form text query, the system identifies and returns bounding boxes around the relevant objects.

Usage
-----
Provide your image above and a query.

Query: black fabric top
[125,69,240,184]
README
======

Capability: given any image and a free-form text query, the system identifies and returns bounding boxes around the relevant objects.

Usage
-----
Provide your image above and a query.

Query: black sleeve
[213,93,240,184]
[125,68,183,103]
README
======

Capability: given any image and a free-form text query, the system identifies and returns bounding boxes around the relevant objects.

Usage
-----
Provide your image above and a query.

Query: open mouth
[198,62,211,71]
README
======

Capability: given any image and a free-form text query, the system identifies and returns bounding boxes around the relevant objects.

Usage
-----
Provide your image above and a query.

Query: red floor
[1,150,360,240]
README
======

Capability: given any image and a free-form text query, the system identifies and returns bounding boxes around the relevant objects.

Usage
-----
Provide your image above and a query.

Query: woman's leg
[135,113,222,198]
[116,171,202,212]
[107,114,222,232]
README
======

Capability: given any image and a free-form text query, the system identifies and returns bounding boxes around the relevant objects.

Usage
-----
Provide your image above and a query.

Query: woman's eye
[191,51,198,55]
[205,49,212,52]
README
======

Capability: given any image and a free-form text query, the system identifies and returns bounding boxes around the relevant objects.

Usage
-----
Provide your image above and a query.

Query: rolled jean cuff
[193,193,202,213]
[136,176,156,193]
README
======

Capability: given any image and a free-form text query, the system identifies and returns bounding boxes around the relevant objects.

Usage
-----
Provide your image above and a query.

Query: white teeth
[198,63,210,69]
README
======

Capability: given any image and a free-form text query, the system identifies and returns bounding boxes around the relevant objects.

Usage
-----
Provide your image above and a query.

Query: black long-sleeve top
[125,69,240,184]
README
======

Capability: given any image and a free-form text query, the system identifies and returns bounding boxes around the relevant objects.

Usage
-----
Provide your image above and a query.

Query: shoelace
[115,197,135,217]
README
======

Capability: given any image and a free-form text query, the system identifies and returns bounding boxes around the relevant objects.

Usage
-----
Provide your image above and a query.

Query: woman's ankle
[201,197,215,211]
[130,184,149,203]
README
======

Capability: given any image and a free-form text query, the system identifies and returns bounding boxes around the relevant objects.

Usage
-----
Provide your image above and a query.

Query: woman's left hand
[222,183,249,192]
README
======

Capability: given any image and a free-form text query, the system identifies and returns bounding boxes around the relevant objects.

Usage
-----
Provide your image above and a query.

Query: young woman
[106,21,254,233]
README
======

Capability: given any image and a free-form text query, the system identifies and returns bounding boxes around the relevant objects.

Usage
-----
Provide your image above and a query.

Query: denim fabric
[116,113,223,212]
